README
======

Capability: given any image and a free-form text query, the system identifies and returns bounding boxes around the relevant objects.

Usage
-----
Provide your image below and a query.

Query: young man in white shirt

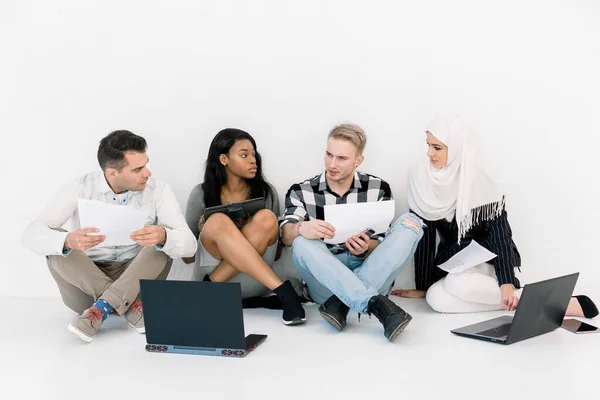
[22,130,197,343]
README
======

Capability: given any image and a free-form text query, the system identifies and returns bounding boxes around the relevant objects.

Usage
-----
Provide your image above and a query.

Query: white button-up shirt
[21,171,197,262]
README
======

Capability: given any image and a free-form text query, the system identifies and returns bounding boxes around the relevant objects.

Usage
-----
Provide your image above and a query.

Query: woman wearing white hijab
[392,114,598,318]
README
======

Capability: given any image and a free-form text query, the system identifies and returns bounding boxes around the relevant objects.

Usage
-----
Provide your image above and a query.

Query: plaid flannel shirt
[279,170,393,254]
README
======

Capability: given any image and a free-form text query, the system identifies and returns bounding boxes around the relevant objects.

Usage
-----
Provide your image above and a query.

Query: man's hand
[298,220,335,240]
[65,228,105,251]
[345,232,370,256]
[500,284,519,311]
[130,225,167,247]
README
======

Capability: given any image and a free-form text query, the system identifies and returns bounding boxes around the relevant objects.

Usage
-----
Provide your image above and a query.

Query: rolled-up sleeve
[278,184,308,232]
[21,179,81,257]
[156,183,197,258]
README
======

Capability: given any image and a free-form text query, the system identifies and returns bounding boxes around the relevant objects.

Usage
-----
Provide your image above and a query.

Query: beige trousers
[46,246,172,315]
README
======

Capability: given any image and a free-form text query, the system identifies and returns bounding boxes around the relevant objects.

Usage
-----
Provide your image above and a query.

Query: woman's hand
[500,284,519,311]
[198,215,206,234]
[391,289,425,298]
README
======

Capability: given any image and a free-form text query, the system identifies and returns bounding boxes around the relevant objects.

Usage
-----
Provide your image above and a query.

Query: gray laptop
[451,272,578,345]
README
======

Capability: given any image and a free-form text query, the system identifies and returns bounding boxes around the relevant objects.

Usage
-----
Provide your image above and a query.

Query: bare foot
[390,289,425,299]
[565,297,585,318]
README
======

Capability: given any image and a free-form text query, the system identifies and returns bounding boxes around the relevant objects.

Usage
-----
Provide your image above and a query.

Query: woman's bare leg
[201,211,281,290]
[209,209,279,282]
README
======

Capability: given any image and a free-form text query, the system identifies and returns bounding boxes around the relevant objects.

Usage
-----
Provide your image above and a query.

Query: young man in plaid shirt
[280,124,424,342]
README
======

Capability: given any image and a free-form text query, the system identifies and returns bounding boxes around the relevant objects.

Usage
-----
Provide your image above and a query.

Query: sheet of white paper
[437,240,497,274]
[77,199,149,247]
[323,200,395,244]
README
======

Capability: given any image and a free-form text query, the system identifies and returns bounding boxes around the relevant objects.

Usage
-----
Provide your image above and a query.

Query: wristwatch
[356,249,369,258]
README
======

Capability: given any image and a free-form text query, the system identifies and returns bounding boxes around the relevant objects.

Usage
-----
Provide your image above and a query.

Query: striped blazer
[413,210,521,291]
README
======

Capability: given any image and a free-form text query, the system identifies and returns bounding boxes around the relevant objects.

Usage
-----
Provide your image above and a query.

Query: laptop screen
[141,280,246,349]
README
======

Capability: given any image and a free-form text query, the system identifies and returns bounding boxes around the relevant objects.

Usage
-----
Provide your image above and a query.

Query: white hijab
[407,114,505,242]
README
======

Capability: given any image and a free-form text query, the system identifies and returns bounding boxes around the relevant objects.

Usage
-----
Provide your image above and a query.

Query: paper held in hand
[437,240,497,274]
[78,198,149,247]
[323,200,395,245]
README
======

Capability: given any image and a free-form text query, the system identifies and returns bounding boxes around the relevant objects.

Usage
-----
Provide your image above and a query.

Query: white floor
[2,296,599,400]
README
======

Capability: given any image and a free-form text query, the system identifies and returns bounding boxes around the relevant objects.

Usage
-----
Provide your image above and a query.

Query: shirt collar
[95,171,155,195]
[97,173,114,194]
[318,170,363,193]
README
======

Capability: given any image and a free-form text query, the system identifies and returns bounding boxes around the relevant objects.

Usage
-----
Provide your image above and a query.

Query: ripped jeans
[292,213,424,314]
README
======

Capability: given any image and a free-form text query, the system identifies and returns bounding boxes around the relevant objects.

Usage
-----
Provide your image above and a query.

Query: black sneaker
[367,295,412,342]
[318,295,350,331]
[273,280,306,325]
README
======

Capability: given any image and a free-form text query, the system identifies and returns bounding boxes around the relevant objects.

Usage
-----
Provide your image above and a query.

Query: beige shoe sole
[67,323,95,343]
[128,322,145,334]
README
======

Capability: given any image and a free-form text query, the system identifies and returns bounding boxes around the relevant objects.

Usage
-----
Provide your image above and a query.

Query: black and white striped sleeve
[414,216,438,292]
[279,183,308,230]
[483,212,520,287]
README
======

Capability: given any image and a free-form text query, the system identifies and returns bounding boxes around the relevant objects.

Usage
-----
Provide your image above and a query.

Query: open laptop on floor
[451,272,579,345]
[139,280,267,357]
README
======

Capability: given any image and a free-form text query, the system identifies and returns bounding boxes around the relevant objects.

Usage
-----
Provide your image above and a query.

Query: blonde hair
[328,124,367,155]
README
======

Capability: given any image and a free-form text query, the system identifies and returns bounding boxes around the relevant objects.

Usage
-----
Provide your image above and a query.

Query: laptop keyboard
[477,323,511,338]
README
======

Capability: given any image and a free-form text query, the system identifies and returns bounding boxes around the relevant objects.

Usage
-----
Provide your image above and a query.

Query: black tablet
[203,197,265,221]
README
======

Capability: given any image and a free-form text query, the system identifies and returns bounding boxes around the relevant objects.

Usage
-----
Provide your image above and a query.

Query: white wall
[2,0,599,298]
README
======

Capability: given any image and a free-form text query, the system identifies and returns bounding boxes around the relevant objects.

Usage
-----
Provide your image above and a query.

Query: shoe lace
[357,312,371,323]
[369,297,395,321]
[86,307,103,323]
[130,300,143,317]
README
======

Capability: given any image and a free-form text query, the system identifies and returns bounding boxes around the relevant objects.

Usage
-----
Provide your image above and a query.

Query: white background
[2,0,599,298]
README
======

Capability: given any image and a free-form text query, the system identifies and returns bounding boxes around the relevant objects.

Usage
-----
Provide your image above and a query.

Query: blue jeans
[292,213,424,314]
